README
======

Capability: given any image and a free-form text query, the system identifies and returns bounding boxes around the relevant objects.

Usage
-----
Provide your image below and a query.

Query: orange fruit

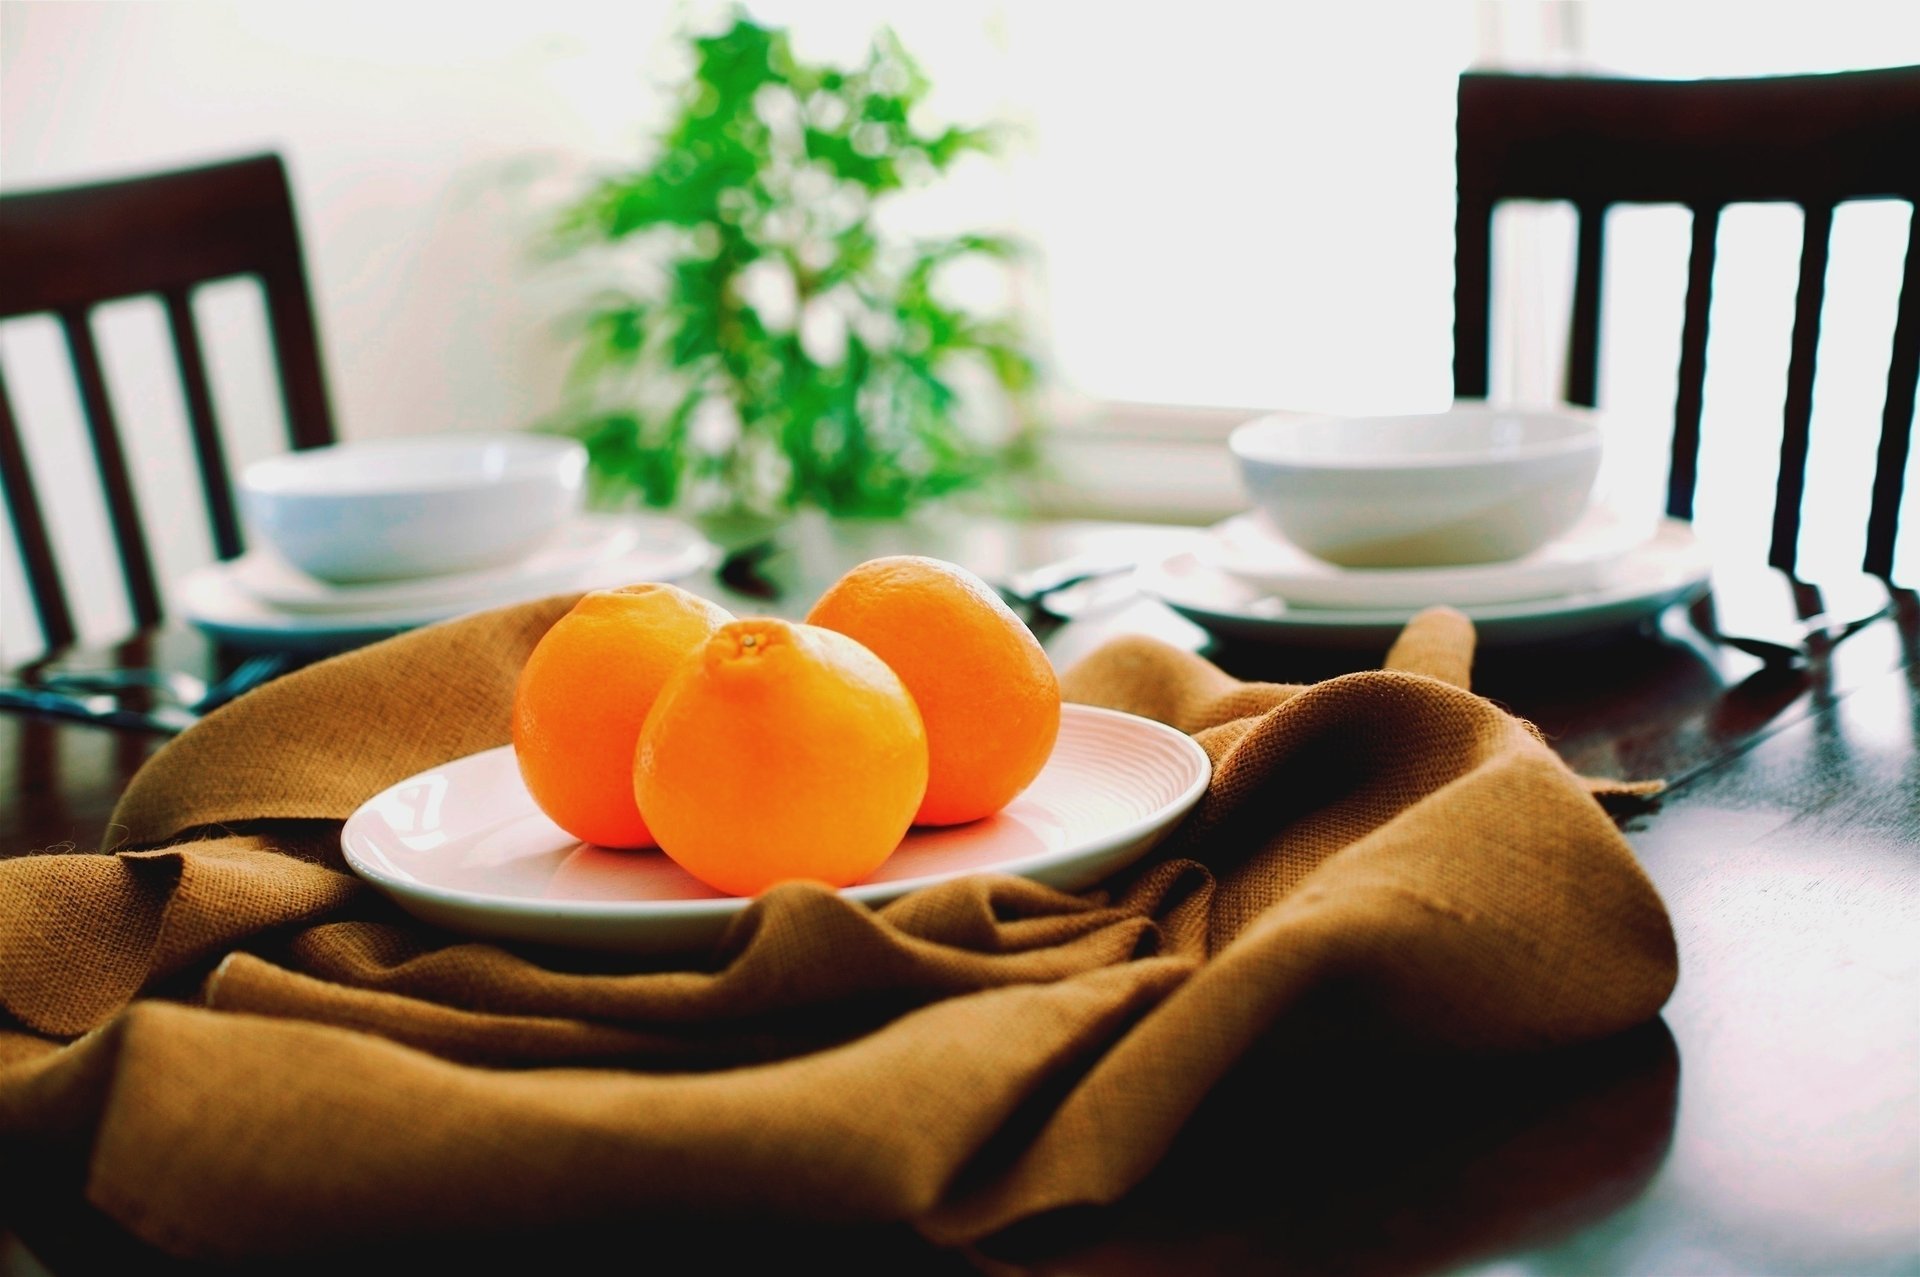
[512,583,733,848]
[634,618,928,896]
[806,555,1060,826]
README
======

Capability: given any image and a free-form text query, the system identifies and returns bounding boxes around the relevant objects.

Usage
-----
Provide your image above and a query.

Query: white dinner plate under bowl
[180,515,711,652]
[230,515,644,614]
[1139,518,1710,648]
[341,703,1212,955]
[1201,503,1655,610]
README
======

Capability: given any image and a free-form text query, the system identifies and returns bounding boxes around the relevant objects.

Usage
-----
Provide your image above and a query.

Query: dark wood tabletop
[3,520,1916,1276]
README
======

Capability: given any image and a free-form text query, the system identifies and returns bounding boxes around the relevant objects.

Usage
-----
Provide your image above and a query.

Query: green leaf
[535,9,1042,519]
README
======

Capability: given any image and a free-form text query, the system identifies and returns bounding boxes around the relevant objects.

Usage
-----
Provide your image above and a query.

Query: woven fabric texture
[0,598,1676,1261]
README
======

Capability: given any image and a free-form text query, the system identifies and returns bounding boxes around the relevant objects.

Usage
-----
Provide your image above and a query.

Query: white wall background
[3,0,1919,662]
[0,0,1034,658]
[2,0,685,658]
[2,0,700,439]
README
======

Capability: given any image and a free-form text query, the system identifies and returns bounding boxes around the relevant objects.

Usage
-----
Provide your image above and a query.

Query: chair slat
[0,154,339,660]
[261,266,336,451]
[1452,194,1494,403]
[1864,203,1920,578]
[1668,205,1721,522]
[1769,203,1835,572]
[0,365,77,650]
[58,308,163,628]
[162,288,243,560]
[1459,69,1920,580]
[1565,201,1607,408]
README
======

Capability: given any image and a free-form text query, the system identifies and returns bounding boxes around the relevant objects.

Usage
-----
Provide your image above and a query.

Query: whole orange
[512,583,733,848]
[806,555,1060,825]
[634,618,928,896]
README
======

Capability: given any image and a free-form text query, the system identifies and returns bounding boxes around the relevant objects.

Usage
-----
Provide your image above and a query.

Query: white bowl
[239,434,588,583]
[1228,407,1603,567]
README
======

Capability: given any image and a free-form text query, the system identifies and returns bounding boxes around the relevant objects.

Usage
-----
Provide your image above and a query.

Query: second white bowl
[239,434,588,583]
[1229,407,1603,567]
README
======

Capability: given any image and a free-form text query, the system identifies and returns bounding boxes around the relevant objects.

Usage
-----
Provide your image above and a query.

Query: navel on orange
[806,555,1060,825]
[634,618,928,896]
[512,583,733,848]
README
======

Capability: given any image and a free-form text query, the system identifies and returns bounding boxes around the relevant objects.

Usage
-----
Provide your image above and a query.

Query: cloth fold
[0,599,1677,1261]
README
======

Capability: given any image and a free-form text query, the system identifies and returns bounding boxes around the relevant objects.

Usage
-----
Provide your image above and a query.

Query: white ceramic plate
[180,515,712,651]
[1201,504,1655,609]
[230,515,644,613]
[340,704,1212,955]
[1139,518,1710,647]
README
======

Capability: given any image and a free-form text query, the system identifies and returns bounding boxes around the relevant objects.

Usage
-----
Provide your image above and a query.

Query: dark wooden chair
[0,153,337,652]
[1453,65,1920,578]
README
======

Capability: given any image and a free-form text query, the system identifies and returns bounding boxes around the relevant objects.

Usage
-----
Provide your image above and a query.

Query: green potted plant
[542,12,1040,549]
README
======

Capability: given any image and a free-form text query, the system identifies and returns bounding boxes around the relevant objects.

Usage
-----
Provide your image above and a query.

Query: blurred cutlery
[193,652,292,713]
[36,666,210,706]
[0,684,198,734]
[716,539,784,602]
[1693,569,1892,664]
[3,651,293,733]
[995,554,1138,637]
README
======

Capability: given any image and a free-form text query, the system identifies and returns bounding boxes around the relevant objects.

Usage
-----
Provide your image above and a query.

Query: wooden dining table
[3,518,1916,1276]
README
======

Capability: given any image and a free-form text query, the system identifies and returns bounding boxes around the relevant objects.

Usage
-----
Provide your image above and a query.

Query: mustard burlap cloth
[0,598,1676,1261]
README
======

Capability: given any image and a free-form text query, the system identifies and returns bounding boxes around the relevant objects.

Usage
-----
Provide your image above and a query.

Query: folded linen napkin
[0,598,1676,1262]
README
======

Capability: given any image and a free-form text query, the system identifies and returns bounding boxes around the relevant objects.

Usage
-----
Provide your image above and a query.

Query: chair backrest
[0,153,337,651]
[1453,66,1920,578]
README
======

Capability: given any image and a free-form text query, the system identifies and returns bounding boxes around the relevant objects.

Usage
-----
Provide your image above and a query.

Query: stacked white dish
[181,435,712,651]
[1137,408,1711,646]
